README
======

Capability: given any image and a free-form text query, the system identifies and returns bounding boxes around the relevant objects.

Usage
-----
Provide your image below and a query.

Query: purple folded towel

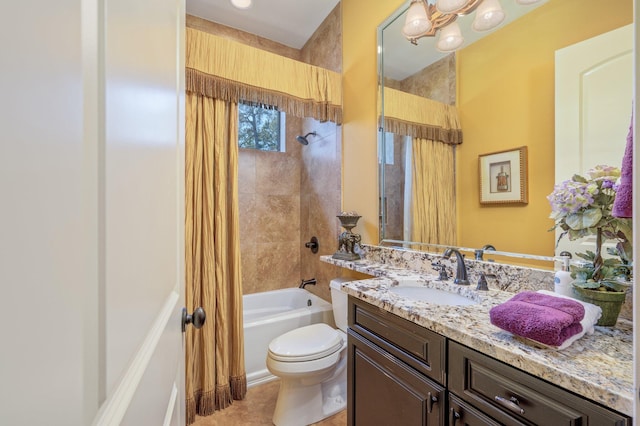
[613,109,633,218]
[489,291,585,347]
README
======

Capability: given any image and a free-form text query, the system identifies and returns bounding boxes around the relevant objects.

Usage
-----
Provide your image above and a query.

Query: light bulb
[435,0,468,14]
[436,22,464,52]
[230,0,252,10]
[472,0,506,32]
[402,0,432,38]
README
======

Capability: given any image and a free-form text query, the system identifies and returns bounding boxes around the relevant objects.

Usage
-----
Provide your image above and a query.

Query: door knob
[182,307,206,332]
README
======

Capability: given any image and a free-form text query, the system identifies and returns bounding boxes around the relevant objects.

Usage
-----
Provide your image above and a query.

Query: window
[238,101,285,152]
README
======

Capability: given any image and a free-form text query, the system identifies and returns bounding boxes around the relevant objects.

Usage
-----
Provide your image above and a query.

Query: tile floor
[192,380,347,426]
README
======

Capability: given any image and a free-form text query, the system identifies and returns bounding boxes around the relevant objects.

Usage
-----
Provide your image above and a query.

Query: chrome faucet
[299,278,317,289]
[442,248,469,285]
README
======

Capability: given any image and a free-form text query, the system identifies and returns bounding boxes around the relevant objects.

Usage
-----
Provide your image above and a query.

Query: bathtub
[243,288,335,388]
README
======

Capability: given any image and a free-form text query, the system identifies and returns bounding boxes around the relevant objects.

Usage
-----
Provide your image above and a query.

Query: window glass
[238,102,285,152]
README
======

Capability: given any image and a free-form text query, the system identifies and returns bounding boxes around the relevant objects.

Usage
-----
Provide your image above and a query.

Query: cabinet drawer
[348,297,446,384]
[448,341,630,426]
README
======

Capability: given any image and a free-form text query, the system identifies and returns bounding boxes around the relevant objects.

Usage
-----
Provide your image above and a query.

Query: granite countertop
[321,255,633,416]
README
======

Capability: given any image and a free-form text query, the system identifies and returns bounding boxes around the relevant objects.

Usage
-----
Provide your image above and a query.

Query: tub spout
[299,278,317,289]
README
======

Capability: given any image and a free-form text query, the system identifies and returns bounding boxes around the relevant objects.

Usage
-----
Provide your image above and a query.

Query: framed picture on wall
[478,146,528,205]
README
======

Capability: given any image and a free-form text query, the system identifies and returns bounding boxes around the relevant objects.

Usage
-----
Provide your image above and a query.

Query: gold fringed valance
[383,116,462,144]
[186,28,343,124]
[381,87,462,144]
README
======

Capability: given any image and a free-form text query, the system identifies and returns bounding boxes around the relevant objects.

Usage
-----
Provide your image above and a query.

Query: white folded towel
[537,290,602,350]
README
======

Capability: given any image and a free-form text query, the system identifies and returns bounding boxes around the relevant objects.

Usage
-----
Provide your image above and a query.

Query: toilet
[266,278,349,426]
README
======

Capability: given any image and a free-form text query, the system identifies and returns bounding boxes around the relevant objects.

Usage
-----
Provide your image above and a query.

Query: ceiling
[186,0,341,49]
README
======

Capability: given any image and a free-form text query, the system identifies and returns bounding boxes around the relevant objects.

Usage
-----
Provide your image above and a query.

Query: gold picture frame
[478,146,528,205]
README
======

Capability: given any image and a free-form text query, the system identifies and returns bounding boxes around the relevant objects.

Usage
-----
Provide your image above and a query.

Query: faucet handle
[431,261,449,281]
[476,273,497,291]
[474,249,484,261]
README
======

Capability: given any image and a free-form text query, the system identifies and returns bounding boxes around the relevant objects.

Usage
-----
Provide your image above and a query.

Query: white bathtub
[243,288,335,388]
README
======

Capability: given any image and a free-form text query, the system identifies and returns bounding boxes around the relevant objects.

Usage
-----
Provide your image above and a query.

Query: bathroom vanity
[348,296,630,425]
[321,248,633,426]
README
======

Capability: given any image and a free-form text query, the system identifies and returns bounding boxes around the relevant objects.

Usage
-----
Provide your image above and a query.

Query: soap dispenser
[554,251,574,297]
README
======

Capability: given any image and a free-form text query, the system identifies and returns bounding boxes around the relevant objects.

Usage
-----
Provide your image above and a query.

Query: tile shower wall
[186,5,343,300]
[383,54,456,105]
[299,118,342,301]
[238,116,306,294]
[300,4,342,74]
[299,4,343,301]
[383,134,407,241]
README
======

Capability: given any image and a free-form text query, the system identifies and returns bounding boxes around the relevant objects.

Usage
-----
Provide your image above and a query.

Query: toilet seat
[268,323,343,362]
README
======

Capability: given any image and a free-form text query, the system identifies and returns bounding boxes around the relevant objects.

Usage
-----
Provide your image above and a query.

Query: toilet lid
[268,323,343,362]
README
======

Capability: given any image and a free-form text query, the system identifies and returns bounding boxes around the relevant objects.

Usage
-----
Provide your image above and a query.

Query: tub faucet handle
[305,236,319,253]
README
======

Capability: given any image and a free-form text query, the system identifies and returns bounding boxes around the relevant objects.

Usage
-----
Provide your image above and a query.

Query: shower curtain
[185,93,245,425]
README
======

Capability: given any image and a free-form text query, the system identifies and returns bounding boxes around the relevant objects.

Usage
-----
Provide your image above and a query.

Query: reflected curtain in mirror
[382,87,461,246]
[411,138,457,245]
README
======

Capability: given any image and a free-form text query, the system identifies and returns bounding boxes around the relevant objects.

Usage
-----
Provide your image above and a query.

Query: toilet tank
[330,278,350,332]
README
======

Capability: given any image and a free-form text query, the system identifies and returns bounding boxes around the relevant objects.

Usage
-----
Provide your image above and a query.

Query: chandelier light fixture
[402,0,542,52]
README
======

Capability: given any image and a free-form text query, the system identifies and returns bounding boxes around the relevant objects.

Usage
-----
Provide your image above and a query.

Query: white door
[554,24,633,257]
[0,0,186,425]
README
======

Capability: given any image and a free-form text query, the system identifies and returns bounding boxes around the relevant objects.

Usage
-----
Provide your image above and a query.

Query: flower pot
[572,286,626,327]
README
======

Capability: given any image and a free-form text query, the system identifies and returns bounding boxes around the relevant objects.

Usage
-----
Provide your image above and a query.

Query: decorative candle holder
[333,213,362,260]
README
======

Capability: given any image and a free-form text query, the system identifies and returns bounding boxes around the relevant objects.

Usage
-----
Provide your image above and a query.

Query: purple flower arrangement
[547,165,620,240]
[547,165,632,291]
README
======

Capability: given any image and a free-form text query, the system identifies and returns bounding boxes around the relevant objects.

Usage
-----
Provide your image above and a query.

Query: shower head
[296,132,317,145]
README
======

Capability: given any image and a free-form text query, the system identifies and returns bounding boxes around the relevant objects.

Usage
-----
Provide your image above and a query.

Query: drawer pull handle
[427,392,438,413]
[495,395,525,415]
[449,407,461,425]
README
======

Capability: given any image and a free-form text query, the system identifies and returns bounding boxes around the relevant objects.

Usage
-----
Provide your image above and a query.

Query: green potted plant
[547,165,633,326]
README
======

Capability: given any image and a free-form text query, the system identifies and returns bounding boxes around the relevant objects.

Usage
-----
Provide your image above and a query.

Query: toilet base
[272,355,347,426]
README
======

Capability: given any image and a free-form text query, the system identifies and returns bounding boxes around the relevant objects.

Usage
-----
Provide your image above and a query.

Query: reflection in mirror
[378,0,633,266]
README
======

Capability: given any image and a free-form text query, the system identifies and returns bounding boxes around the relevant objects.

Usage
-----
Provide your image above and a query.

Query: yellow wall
[456,0,632,256]
[342,0,404,244]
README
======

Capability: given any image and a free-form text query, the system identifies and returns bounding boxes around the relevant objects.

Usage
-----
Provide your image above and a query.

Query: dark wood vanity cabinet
[347,297,631,426]
[348,297,446,426]
[349,330,445,425]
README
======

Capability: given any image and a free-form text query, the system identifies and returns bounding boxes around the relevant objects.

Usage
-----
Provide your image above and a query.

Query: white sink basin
[388,285,478,306]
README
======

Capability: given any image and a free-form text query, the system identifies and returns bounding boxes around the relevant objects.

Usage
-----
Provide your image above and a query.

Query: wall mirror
[377,0,634,266]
